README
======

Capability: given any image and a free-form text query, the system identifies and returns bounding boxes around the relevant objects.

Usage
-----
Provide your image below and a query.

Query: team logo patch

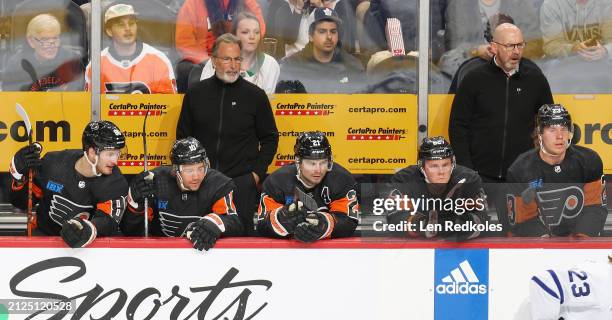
[46,180,64,193]
[49,195,93,226]
[159,211,201,237]
[78,181,86,189]
[158,200,168,210]
[284,195,294,205]
[536,186,584,226]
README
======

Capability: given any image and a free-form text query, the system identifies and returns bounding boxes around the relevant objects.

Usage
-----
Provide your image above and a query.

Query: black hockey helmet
[537,104,572,133]
[418,136,454,163]
[294,131,332,161]
[82,121,125,152]
[171,137,207,165]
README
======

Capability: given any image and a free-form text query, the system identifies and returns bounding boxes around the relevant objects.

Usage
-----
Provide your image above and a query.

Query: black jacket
[176,75,279,179]
[449,58,553,180]
[277,43,365,93]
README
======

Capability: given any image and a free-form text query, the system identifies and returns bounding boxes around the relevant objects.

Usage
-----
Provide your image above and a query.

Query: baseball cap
[104,4,137,25]
[311,7,342,27]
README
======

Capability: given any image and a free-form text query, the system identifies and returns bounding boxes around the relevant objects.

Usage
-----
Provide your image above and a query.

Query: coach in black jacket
[177,34,279,235]
[449,23,553,182]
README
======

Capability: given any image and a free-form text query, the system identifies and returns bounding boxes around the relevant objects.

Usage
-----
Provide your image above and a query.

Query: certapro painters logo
[434,249,488,320]
[346,127,406,141]
[435,260,487,295]
[274,102,334,116]
[107,103,168,116]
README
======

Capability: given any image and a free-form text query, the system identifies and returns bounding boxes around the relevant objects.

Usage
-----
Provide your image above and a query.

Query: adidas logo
[436,260,487,295]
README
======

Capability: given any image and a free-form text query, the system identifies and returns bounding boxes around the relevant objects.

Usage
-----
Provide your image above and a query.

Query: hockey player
[9,121,128,248]
[505,104,607,237]
[386,136,489,240]
[85,4,176,93]
[257,131,359,242]
[121,137,242,251]
[529,254,612,320]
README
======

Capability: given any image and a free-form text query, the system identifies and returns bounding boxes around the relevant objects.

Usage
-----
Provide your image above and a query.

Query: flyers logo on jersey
[537,186,584,226]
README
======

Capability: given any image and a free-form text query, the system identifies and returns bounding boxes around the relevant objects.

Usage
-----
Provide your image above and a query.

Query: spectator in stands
[267,0,357,59]
[175,0,265,92]
[199,12,280,93]
[539,0,612,93]
[541,0,612,60]
[360,0,446,63]
[276,7,365,93]
[440,0,542,79]
[85,4,176,93]
[449,23,553,231]
[177,34,279,235]
[2,14,84,91]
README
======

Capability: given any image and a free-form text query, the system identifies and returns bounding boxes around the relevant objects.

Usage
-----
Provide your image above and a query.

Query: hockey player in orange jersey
[85,4,176,94]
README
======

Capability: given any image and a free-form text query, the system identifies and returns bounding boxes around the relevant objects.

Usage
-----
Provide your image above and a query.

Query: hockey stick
[21,59,39,91]
[142,105,151,237]
[15,103,37,236]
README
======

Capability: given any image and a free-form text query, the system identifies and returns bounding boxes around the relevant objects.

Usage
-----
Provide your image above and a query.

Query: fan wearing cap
[505,104,607,237]
[9,121,129,248]
[257,131,359,242]
[122,137,242,251]
[386,136,489,240]
[85,3,176,93]
[275,7,365,93]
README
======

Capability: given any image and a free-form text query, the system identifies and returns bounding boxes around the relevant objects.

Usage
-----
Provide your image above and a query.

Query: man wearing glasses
[449,23,553,232]
[122,137,243,250]
[177,33,279,235]
[2,14,84,91]
[9,121,128,248]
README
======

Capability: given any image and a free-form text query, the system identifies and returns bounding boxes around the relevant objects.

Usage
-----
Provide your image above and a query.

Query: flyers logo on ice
[436,260,487,295]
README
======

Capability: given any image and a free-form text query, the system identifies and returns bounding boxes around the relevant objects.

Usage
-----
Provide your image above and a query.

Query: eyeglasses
[492,41,526,51]
[32,36,60,47]
[214,56,243,64]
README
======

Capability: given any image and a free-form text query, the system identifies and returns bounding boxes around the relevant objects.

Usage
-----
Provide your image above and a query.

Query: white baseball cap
[104,4,137,25]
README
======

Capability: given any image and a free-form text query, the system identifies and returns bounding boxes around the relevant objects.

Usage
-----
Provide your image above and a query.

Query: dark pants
[232,173,259,236]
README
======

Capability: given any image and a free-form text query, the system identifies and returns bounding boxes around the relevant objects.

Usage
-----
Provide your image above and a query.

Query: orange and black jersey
[506,145,607,236]
[257,163,359,239]
[121,166,242,237]
[85,41,176,94]
[387,165,488,238]
[9,150,128,236]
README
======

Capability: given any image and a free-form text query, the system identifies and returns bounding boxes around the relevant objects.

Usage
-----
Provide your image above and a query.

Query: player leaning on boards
[505,104,607,237]
[9,121,128,248]
[386,137,489,240]
[529,254,612,319]
[257,131,359,242]
[121,137,242,251]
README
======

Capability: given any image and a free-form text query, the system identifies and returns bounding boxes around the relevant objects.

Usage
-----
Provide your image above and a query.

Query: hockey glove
[12,143,42,177]
[294,212,329,243]
[277,201,307,234]
[187,219,222,251]
[129,171,156,206]
[60,217,97,248]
